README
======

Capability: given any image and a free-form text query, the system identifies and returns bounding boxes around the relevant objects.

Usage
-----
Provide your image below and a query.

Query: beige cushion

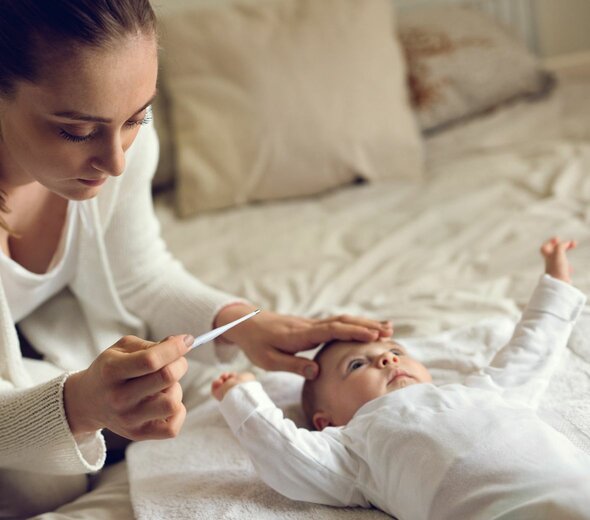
[156,0,423,217]
[399,6,553,132]
[151,90,175,190]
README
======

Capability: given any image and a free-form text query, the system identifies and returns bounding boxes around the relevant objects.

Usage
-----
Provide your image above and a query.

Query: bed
[39,0,590,518]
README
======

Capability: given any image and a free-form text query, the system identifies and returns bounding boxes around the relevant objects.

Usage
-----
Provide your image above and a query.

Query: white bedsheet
[127,132,590,518]
[128,316,590,520]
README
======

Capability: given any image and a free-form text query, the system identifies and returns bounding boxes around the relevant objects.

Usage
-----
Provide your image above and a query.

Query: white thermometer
[190,309,261,350]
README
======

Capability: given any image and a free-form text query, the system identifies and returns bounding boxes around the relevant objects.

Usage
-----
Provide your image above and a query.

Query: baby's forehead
[320,339,406,365]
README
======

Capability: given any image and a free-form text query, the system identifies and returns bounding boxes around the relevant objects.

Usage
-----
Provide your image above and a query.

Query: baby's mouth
[387,370,414,387]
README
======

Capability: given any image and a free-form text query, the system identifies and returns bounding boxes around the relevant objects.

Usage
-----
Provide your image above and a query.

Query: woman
[0,0,392,516]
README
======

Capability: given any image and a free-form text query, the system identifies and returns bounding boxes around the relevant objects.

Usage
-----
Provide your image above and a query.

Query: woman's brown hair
[0,0,157,231]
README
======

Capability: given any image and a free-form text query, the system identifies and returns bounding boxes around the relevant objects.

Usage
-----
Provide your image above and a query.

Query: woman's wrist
[63,371,102,437]
[213,302,259,344]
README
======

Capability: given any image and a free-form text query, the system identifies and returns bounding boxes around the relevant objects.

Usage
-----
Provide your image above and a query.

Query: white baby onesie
[220,275,590,520]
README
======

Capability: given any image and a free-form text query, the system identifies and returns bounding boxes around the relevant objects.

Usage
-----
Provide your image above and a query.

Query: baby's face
[314,340,431,428]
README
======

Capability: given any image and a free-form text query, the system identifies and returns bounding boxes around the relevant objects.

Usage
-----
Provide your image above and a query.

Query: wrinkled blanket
[128,139,590,519]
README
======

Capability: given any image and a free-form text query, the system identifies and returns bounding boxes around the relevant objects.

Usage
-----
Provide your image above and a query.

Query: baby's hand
[211,371,256,401]
[541,237,576,284]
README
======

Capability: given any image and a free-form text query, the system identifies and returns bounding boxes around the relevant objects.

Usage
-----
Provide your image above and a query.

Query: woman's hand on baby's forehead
[217,306,393,381]
[304,315,393,346]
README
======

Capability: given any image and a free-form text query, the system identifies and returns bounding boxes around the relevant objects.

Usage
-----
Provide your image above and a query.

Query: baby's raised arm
[541,237,576,283]
[466,238,586,406]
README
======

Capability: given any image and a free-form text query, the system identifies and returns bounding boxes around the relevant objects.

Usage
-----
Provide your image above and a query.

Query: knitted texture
[0,374,105,474]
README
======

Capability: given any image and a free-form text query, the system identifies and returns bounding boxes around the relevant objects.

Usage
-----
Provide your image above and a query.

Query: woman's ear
[312,411,332,431]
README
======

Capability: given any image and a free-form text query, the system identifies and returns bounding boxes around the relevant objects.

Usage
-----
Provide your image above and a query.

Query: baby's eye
[348,359,366,372]
[390,349,403,356]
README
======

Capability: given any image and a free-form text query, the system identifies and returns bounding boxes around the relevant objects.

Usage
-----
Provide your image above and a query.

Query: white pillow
[156,0,423,216]
[398,6,553,132]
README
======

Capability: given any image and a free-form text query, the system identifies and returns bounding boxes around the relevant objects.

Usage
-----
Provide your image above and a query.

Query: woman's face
[0,33,158,200]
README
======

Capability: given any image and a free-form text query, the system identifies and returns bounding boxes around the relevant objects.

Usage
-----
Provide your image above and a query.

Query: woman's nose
[377,352,398,368]
[91,140,126,177]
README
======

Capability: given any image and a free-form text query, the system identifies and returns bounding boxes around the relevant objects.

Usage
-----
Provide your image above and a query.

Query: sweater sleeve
[465,274,586,406]
[0,373,106,474]
[101,122,244,359]
[219,381,369,508]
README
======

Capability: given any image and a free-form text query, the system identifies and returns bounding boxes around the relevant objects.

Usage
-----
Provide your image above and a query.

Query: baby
[212,238,590,520]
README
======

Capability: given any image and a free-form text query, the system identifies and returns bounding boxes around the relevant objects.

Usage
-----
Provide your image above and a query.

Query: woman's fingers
[106,335,191,380]
[134,396,187,440]
[278,316,393,351]
[304,321,383,345]
[316,315,393,336]
[261,349,319,379]
[119,355,189,405]
[127,383,184,425]
[111,383,186,440]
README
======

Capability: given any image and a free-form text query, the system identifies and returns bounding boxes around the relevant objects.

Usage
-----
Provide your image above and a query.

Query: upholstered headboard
[393,0,539,53]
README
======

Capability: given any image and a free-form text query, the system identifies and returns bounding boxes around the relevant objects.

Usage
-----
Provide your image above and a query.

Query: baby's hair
[301,340,340,429]
[301,337,406,429]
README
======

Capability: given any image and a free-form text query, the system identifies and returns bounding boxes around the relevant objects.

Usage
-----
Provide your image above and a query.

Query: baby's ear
[312,411,332,431]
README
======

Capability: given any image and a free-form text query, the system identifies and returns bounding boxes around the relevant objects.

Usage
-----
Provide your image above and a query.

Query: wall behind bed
[536,0,590,60]
[394,0,590,60]
[394,0,538,52]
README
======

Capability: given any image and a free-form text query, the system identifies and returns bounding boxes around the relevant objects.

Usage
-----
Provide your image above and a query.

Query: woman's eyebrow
[51,91,157,123]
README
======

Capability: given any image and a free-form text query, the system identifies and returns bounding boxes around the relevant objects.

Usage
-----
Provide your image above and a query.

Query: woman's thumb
[279,355,319,380]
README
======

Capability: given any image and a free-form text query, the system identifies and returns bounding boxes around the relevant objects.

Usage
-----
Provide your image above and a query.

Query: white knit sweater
[0,123,237,475]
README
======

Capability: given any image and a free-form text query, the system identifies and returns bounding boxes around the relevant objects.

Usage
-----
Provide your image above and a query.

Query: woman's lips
[78,177,107,187]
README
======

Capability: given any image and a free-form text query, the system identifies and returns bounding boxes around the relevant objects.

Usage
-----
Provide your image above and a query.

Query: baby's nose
[378,352,399,367]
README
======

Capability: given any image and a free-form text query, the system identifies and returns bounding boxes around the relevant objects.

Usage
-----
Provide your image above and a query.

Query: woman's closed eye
[59,128,97,143]
[125,106,153,129]
[58,107,153,143]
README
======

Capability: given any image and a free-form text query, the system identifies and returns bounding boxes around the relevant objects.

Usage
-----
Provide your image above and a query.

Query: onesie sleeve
[0,374,106,474]
[219,381,370,508]
[465,274,586,406]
